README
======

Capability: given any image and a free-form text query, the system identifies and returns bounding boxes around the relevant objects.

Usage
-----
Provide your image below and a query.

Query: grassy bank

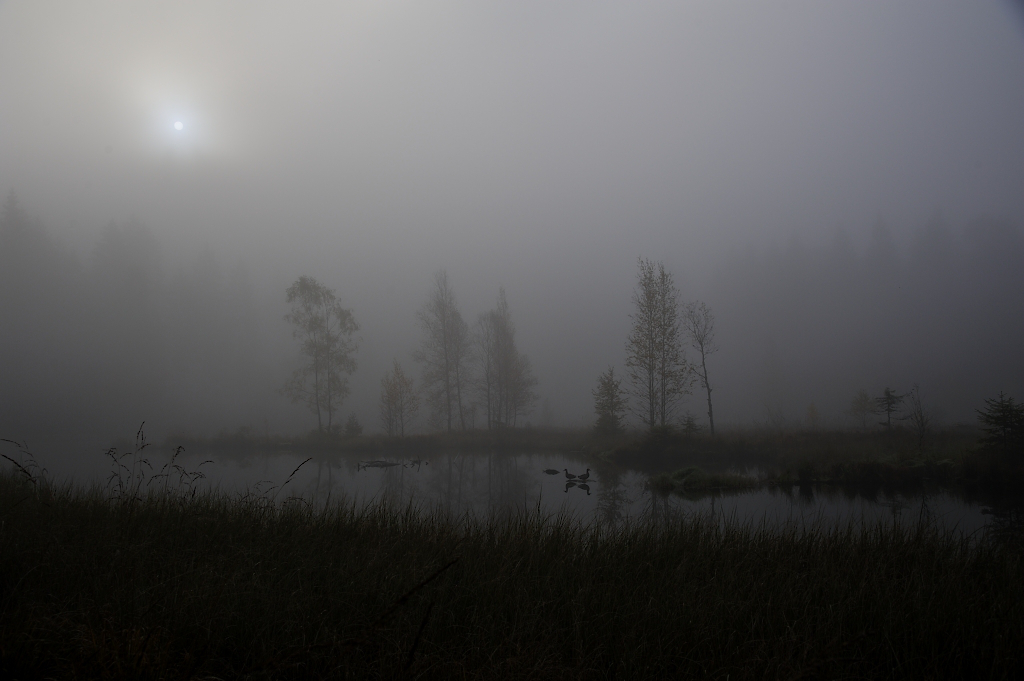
[1,467,1022,680]
[598,426,980,471]
[594,427,1024,496]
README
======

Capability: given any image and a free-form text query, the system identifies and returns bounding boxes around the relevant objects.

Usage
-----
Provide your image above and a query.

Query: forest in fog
[2,191,1021,454]
[2,1,1024,461]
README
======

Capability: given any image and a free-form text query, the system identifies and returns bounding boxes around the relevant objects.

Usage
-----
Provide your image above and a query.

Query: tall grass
[0,457,1021,679]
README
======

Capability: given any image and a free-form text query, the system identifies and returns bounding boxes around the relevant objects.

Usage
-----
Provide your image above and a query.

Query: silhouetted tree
[593,367,626,436]
[625,258,691,430]
[475,288,537,428]
[683,301,718,435]
[88,218,168,406]
[344,412,363,438]
[849,389,875,430]
[977,392,1024,455]
[474,309,497,428]
[681,413,701,436]
[379,360,418,437]
[901,384,930,454]
[283,276,358,433]
[415,270,471,432]
[875,387,904,431]
[0,193,89,434]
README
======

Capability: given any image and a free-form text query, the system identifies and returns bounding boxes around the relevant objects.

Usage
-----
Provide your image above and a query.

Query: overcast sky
[3,2,1023,253]
[2,1,1023,443]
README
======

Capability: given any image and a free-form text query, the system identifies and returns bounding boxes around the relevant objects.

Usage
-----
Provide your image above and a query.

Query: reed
[0,462,1021,679]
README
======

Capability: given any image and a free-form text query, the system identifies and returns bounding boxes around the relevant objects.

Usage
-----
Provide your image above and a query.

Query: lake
[153,447,1012,537]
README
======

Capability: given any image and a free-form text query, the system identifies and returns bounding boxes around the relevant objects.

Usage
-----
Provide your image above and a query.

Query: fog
[2,1,1023,460]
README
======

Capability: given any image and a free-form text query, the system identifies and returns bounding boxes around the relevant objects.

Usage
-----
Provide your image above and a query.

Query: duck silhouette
[564,468,577,480]
[577,468,591,482]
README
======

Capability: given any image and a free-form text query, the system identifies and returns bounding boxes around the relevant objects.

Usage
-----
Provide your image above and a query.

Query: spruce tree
[977,392,1024,454]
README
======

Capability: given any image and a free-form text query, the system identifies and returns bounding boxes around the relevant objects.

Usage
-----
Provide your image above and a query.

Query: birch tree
[683,301,718,435]
[625,258,691,430]
[283,276,358,433]
[475,287,537,428]
[475,310,496,428]
[379,360,418,437]
[593,367,626,436]
[414,270,470,432]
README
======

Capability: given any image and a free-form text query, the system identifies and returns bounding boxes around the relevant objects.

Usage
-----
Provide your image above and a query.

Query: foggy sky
[2,1,1023,451]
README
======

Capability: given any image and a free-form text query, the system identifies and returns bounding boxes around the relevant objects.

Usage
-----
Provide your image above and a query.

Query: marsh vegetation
[1,450,1022,680]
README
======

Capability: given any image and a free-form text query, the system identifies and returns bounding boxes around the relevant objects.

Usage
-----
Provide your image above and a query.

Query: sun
[174,121,184,131]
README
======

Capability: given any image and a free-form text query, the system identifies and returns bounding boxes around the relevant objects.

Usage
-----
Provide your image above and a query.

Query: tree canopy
[625,258,691,430]
[283,276,358,434]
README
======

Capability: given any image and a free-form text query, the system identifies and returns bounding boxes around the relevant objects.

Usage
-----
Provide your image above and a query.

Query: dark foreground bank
[1,468,1021,680]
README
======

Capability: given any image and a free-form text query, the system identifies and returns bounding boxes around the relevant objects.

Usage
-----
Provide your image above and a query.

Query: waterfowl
[543,469,560,475]
[577,468,591,482]
[564,481,577,492]
[578,483,591,496]
[564,468,577,480]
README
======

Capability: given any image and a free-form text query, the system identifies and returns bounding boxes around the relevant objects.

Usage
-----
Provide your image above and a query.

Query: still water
[159,447,1003,536]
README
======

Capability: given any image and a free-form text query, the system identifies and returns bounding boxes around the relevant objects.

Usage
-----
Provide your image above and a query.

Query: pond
[157,447,1013,536]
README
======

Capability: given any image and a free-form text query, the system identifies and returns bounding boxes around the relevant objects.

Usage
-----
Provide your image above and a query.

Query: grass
[1,440,1023,680]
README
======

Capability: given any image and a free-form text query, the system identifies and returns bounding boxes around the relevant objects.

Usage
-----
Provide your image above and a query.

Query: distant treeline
[2,193,1022,445]
[705,214,1024,426]
[0,193,267,442]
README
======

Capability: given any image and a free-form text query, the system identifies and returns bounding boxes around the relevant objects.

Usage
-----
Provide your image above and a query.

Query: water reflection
[662,484,993,536]
[165,447,999,535]
[980,496,1024,543]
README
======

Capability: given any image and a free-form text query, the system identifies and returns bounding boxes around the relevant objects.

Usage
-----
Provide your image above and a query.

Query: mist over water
[2,1,1023,472]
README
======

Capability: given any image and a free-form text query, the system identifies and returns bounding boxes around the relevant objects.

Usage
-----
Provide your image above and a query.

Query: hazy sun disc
[174,121,184,131]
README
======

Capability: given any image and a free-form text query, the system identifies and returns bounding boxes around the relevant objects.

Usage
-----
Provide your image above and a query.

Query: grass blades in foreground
[0,471,1021,679]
